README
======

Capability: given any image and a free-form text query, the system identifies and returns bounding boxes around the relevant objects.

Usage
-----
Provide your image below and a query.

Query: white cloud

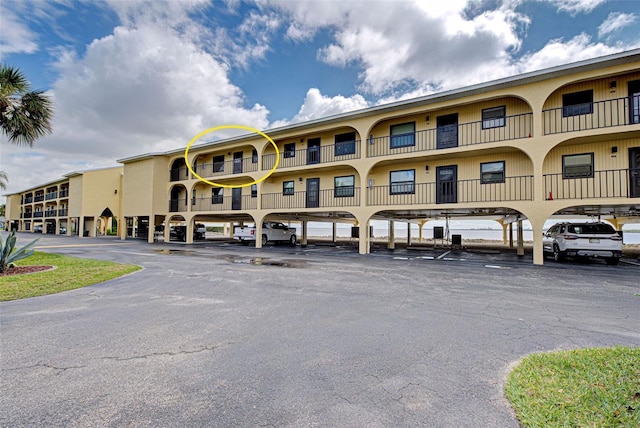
[269,1,530,95]
[598,12,637,38]
[552,0,606,15]
[1,0,271,198]
[0,4,38,59]
[270,88,369,128]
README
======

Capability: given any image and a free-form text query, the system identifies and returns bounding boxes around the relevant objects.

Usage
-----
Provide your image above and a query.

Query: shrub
[0,230,39,273]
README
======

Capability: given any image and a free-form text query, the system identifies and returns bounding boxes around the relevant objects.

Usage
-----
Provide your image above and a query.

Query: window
[212,187,223,204]
[283,180,294,195]
[390,122,415,148]
[213,155,225,173]
[251,184,257,198]
[563,153,594,178]
[335,132,356,156]
[192,189,196,205]
[562,90,593,117]
[482,106,505,129]
[284,143,296,158]
[390,170,415,194]
[252,149,258,163]
[334,175,355,197]
[480,161,505,184]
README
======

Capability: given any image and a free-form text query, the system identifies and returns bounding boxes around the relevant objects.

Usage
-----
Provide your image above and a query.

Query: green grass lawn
[0,251,141,301]
[506,346,640,427]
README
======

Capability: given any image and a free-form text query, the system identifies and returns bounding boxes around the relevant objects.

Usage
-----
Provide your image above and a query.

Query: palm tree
[1,64,53,146]
[0,171,7,190]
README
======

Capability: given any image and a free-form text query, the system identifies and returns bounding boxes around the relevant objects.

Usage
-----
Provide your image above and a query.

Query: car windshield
[566,224,615,234]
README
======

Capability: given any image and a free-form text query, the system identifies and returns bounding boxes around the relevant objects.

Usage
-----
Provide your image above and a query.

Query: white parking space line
[437,250,451,260]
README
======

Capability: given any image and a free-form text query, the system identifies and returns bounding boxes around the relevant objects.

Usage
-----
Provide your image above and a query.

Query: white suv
[543,222,622,265]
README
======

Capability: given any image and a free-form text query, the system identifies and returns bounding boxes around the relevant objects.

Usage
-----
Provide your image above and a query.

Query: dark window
[284,143,296,158]
[563,153,594,178]
[335,132,356,156]
[562,90,593,117]
[192,189,197,205]
[390,170,415,194]
[283,181,294,195]
[334,175,355,197]
[252,149,258,163]
[251,184,257,198]
[213,155,225,173]
[390,122,415,148]
[480,161,505,184]
[212,187,223,204]
[567,223,616,234]
[482,106,505,129]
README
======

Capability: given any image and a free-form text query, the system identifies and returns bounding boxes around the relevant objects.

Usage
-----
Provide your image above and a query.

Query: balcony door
[232,188,242,210]
[307,138,321,164]
[630,147,640,198]
[306,178,320,208]
[233,152,243,174]
[437,114,458,149]
[629,80,640,124]
[436,165,458,204]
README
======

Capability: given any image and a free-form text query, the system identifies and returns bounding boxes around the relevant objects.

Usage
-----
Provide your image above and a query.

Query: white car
[543,222,622,265]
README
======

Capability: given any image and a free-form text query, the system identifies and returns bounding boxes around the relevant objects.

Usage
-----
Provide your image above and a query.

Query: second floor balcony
[262,188,362,210]
[45,210,57,217]
[368,176,534,206]
[367,113,532,157]
[45,192,57,200]
[59,189,69,198]
[191,195,258,212]
[33,211,44,218]
[24,197,33,204]
[58,208,69,217]
[544,168,640,200]
[34,195,45,202]
[23,212,33,218]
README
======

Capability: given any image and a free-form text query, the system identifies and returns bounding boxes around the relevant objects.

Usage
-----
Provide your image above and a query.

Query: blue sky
[1,0,640,200]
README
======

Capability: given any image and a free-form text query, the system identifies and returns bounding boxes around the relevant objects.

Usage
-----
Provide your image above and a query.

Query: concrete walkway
[1,234,639,426]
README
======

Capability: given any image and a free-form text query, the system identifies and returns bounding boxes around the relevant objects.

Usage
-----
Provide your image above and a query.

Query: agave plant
[0,230,40,273]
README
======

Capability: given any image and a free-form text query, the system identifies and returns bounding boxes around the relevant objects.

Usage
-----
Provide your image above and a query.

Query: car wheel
[290,234,297,245]
[262,234,268,246]
[605,257,619,266]
[553,244,564,262]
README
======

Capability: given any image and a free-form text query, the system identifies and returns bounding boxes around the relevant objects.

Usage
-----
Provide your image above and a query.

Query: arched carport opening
[97,207,116,236]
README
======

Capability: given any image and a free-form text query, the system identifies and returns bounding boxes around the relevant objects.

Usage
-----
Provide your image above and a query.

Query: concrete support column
[332,222,337,243]
[357,219,370,255]
[185,219,194,244]
[509,223,514,249]
[517,219,524,256]
[79,217,85,238]
[301,221,308,246]
[148,222,155,244]
[419,221,425,242]
[387,221,395,250]
[529,216,548,266]
[164,217,171,243]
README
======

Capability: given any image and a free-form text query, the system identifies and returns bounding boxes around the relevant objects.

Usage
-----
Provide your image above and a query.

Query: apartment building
[5,166,123,238]
[4,50,640,265]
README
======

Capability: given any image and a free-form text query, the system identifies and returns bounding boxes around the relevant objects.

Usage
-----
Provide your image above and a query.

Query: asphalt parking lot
[1,233,639,427]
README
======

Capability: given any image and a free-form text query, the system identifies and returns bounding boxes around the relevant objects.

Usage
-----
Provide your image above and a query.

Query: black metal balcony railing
[170,167,190,182]
[45,192,57,200]
[542,96,640,135]
[24,197,33,204]
[45,210,57,217]
[58,209,68,217]
[368,176,534,206]
[367,114,533,157]
[544,168,639,200]
[34,195,45,202]
[169,198,188,212]
[59,189,69,198]
[262,141,362,170]
[33,211,44,218]
[23,212,32,218]
[191,195,257,212]
[193,157,259,178]
[261,188,361,210]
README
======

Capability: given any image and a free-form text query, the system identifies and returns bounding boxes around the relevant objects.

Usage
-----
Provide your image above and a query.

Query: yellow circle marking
[184,125,279,188]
